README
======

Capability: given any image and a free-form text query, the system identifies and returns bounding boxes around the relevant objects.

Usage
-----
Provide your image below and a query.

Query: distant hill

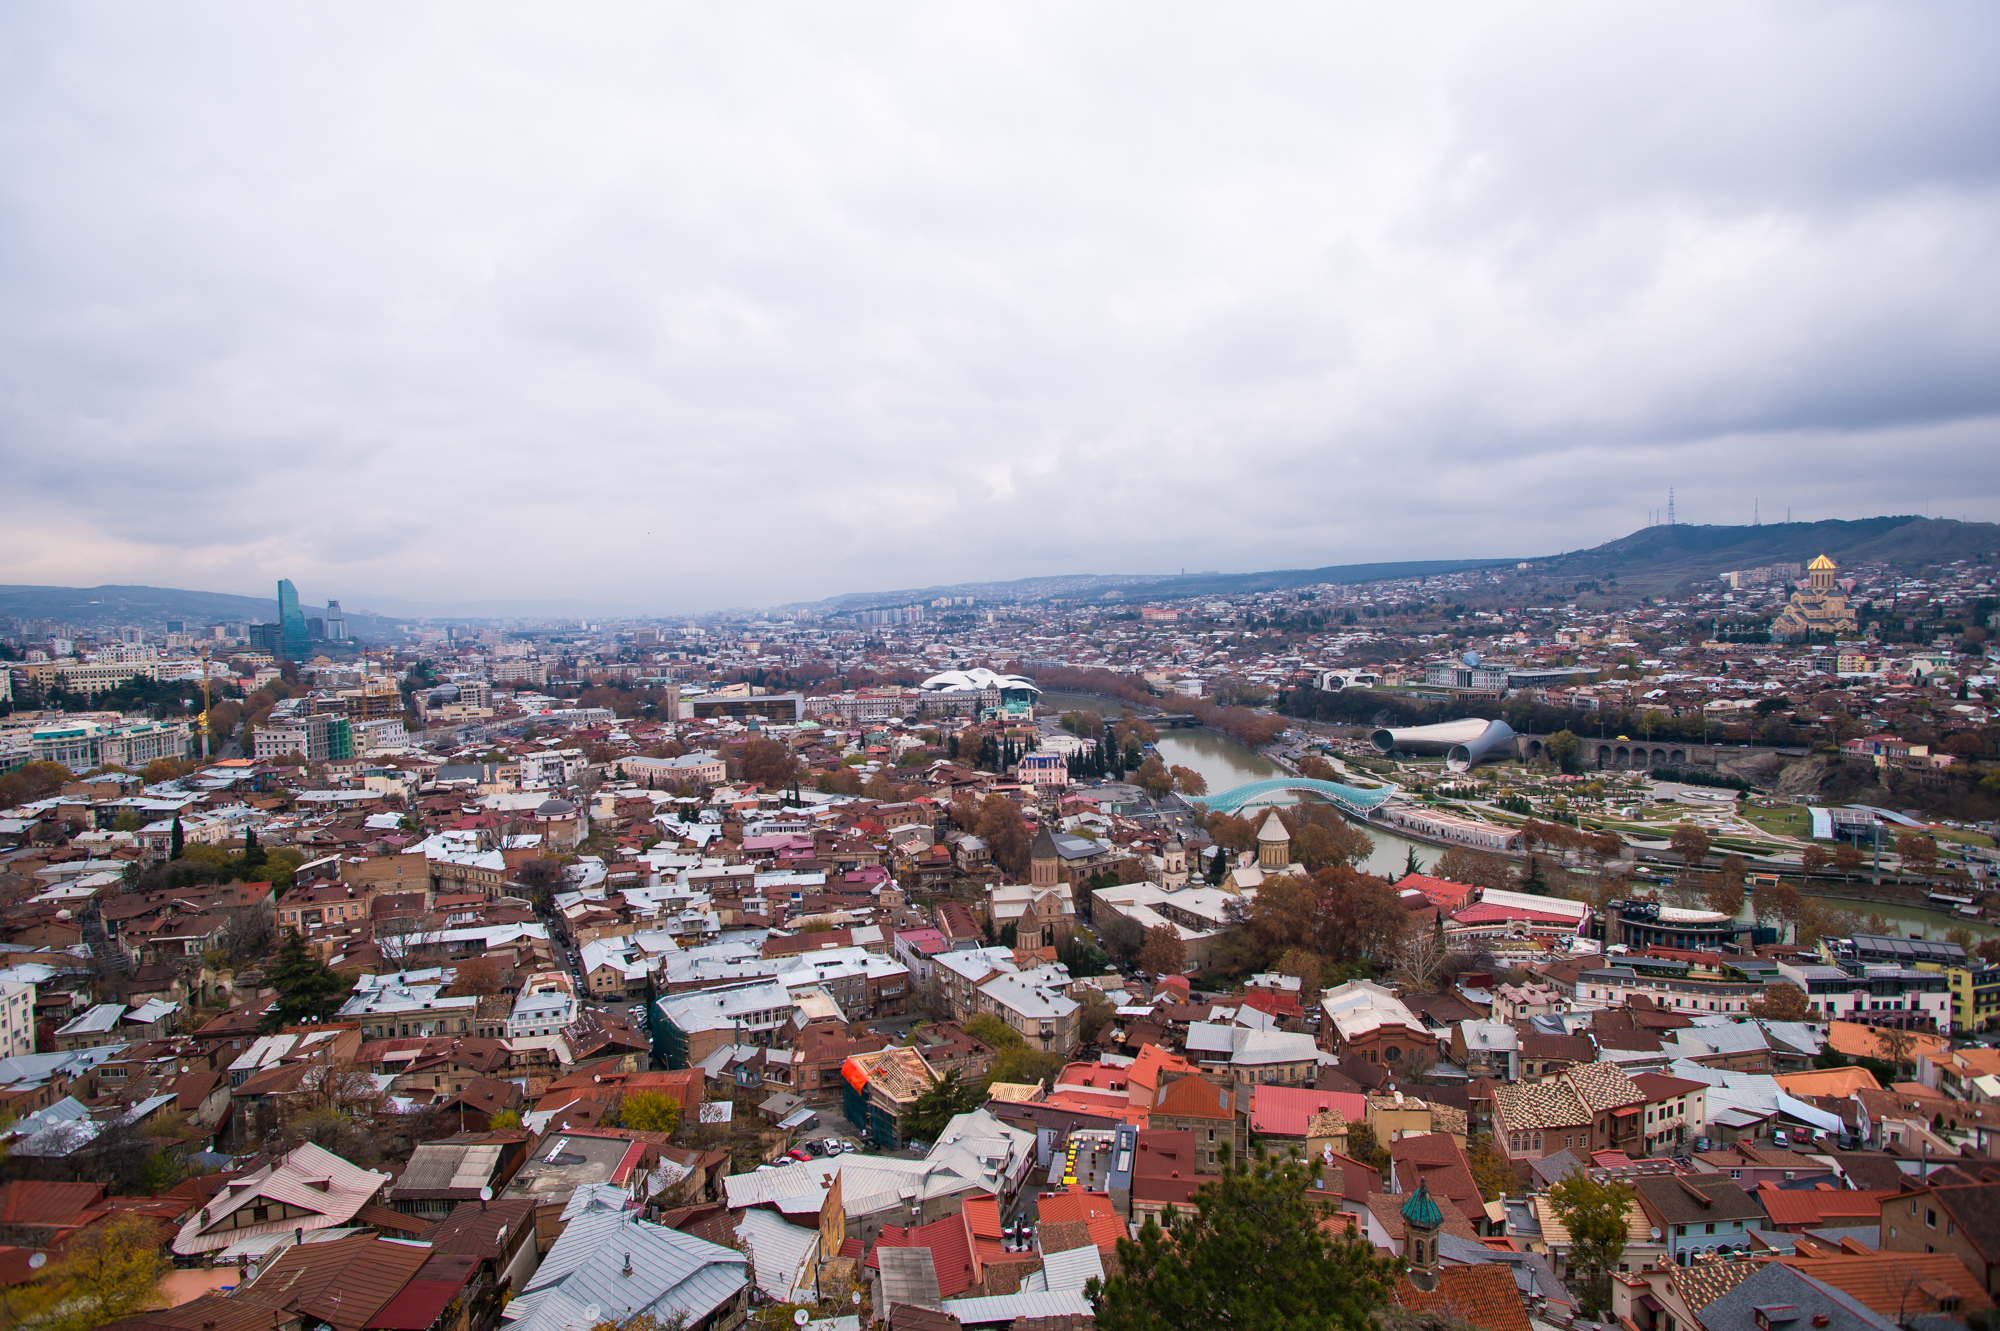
[0,583,282,625]
[795,517,2000,612]
[1524,516,2000,595]
[0,584,402,635]
[4,516,1992,628]
[789,557,1520,614]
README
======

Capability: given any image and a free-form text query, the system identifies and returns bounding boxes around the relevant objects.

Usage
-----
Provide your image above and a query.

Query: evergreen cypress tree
[261,929,347,1032]
[1520,855,1549,895]
[1089,1146,1395,1331]
[169,816,184,861]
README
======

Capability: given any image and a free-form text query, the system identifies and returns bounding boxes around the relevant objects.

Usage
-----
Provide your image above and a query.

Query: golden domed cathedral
[1771,553,1857,640]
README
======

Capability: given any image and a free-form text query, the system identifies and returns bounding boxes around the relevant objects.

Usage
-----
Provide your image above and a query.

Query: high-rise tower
[277,580,310,661]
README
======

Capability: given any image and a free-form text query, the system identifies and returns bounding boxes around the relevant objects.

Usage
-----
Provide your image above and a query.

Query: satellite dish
[27,1254,46,1270]
[479,1186,493,1202]
[583,1307,601,1323]
[795,1311,812,1327]
[852,1292,862,1305]
[1651,1227,1662,1240]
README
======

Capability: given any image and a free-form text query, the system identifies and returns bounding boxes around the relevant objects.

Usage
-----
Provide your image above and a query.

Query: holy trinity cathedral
[1770,553,1858,640]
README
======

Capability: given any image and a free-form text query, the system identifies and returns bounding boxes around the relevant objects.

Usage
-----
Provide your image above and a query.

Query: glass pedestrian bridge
[1204,777,1399,817]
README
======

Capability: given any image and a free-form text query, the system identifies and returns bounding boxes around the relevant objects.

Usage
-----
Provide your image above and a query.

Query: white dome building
[917,667,1039,698]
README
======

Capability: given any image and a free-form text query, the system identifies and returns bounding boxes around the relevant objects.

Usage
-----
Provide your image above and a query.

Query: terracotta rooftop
[1392,1262,1530,1331]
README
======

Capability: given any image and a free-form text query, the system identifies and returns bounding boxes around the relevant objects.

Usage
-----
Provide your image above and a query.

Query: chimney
[622,1253,633,1276]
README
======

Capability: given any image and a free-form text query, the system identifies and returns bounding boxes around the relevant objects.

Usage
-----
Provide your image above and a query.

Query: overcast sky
[2,4,1996,615]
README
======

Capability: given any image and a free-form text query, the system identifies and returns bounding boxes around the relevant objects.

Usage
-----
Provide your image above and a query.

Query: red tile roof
[363,1253,481,1330]
[1250,1086,1368,1137]
[0,1181,105,1228]
[1754,1184,1896,1230]
[1393,1263,1530,1331]
[867,1212,983,1299]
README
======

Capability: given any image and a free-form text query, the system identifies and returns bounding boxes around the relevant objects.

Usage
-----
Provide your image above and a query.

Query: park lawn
[1929,826,1997,849]
[1740,804,1812,840]
[1711,837,1786,858]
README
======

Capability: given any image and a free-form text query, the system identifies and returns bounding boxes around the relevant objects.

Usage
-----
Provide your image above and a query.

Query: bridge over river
[1204,777,1399,818]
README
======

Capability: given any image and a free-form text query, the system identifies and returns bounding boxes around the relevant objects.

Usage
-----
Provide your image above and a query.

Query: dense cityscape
[6,3,2000,1330]
[0,517,1997,1331]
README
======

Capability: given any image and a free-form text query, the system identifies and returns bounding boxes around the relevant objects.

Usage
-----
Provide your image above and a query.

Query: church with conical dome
[1770,553,1858,640]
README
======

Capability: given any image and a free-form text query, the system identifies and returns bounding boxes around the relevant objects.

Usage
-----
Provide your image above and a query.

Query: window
[1928,1209,1938,1228]
[1705,1223,1715,1235]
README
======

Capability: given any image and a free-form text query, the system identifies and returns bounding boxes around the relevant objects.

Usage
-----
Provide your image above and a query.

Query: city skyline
[3,4,1997,611]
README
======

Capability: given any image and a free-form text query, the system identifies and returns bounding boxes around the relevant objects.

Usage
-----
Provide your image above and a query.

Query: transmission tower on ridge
[1668,488,1676,526]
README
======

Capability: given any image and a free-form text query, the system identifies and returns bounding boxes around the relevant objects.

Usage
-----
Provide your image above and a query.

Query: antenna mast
[1668,488,1676,526]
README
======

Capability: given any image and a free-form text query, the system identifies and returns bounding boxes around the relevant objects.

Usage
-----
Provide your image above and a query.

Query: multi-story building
[30,719,190,771]
[52,660,159,696]
[1016,751,1069,790]
[1630,1071,1708,1155]
[0,981,36,1060]
[1832,935,1998,1033]
[624,752,728,788]
[1631,1174,1768,1265]
[488,658,548,687]
[253,714,354,762]
[1490,1062,1646,1163]
[1320,980,1434,1068]
[1575,961,1765,1018]
[338,973,481,1040]
[1605,900,1756,953]
[100,719,190,768]
[506,975,578,1040]
[652,978,799,1069]
[1879,1182,2000,1293]
[1777,956,1953,1031]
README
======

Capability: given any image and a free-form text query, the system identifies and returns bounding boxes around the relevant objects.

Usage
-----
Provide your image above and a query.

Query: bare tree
[1877,1026,1917,1081]
[1393,919,1451,994]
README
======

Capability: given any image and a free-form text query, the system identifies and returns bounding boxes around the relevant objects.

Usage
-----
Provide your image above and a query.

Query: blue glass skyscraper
[278,579,310,661]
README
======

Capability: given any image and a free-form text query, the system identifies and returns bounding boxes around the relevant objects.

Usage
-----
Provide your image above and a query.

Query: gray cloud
[1,3,1995,613]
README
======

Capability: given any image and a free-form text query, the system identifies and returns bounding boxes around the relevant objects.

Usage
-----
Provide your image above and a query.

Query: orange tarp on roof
[1825,1022,1949,1067]
[1774,1067,1881,1098]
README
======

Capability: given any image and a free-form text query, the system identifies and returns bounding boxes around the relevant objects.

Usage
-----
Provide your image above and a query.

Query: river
[1039,690,1433,880]
[1042,689,1988,937]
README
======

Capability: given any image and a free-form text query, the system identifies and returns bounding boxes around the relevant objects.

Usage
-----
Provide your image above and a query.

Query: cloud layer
[2,3,1996,612]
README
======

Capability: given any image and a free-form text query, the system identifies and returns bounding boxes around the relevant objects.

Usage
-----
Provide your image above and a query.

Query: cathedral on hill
[1770,553,1857,641]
